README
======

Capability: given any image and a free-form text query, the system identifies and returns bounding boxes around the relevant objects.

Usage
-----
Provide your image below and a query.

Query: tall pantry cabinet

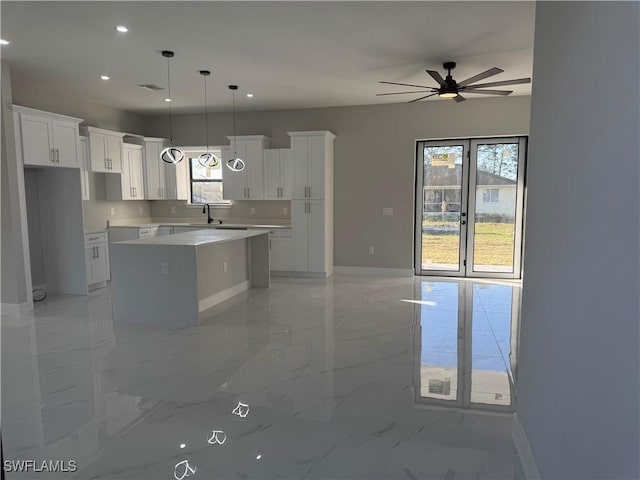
[289,131,335,277]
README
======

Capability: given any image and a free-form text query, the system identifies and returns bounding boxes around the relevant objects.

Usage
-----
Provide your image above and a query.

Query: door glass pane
[419,282,459,402]
[472,143,519,273]
[470,284,516,406]
[421,145,464,271]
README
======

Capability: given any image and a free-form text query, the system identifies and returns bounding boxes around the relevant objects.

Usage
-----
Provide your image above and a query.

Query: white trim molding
[1,302,32,316]
[512,413,541,480]
[198,281,249,312]
[334,266,414,277]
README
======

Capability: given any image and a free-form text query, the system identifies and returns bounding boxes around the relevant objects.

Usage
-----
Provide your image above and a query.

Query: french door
[414,137,526,278]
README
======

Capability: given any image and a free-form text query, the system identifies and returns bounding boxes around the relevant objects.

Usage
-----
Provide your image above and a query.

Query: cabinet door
[144,142,164,199]
[51,120,78,168]
[270,236,292,271]
[291,200,309,271]
[308,136,325,199]
[221,145,246,200]
[20,114,53,166]
[246,140,264,199]
[263,150,281,199]
[129,148,145,199]
[292,137,308,199]
[93,243,110,283]
[120,148,133,200]
[307,200,325,272]
[165,157,189,200]
[280,149,293,200]
[89,132,108,172]
[79,138,90,200]
[106,135,123,173]
[85,244,95,285]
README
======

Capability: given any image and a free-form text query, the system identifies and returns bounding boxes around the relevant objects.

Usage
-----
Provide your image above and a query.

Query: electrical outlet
[110,207,115,216]
[382,207,394,216]
[283,207,288,215]
[171,206,176,214]
[250,207,256,215]
[161,262,169,275]
[223,261,228,272]
[369,246,375,255]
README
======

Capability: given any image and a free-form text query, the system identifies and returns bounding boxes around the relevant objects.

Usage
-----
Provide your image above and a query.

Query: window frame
[183,147,230,206]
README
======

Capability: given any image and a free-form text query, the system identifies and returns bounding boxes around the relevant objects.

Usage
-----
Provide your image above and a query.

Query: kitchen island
[110,229,270,327]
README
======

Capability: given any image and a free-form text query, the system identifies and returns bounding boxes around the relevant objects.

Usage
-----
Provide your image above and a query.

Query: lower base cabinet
[270,231,292,271]
[85,233,110,288]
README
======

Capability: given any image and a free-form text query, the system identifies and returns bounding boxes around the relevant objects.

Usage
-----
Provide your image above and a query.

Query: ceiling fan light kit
[378,61,531,103]
[160,50,185,164]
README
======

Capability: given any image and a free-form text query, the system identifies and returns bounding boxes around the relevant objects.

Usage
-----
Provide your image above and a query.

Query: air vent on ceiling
[137,84,164,92]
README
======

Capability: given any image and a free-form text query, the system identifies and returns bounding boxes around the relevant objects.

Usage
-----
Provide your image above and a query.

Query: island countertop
[114,228,269,247]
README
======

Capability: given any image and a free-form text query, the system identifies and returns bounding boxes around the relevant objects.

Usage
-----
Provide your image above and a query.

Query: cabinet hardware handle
[308,202,311,213]
[96,247,99,258]
[50,149,54,162]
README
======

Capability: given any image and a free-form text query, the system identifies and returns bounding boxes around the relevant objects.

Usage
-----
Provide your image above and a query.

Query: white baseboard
[198,281,249,312]
[1,302,32,316]
[334,266,414,277]
[271,271,329,279]
[512,413,540,480]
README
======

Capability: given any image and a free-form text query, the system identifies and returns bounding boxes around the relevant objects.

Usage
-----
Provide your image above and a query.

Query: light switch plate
[171,206,176,214]
[383,208,394,216]
[251,207,256,215]
[110,207,115,216]
[161,263,169,275]
[223,261,228,272]
[283,207,288,215]
[369,246,375,255]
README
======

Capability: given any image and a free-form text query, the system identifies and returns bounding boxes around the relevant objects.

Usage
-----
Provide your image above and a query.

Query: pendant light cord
[166,56,174,146]
[232,89,237,158]
[203,75,209,152]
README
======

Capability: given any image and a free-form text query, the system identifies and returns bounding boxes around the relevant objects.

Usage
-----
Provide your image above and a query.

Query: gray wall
[147,96,531,268]
[10,74,153,232]
[519,2,639,478]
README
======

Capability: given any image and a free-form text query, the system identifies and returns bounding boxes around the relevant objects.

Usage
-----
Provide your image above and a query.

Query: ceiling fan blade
[408,93,439,103]
[463,77,531,89]
[376,90,434,96]
[426,70,446,87]
[379,81,434,89]
[453,94,466,103]
[457,67,504,87]
[463,89,513,96]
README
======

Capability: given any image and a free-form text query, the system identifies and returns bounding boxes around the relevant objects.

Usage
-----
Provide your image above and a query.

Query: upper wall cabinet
[106,143,145,200]
[264,149,293,200]
[142,138,188,201]
[79,137,91,200]
[221,136,269,200]
[81,127,126,174]
[11,105,83,168]
[289,131,335,200]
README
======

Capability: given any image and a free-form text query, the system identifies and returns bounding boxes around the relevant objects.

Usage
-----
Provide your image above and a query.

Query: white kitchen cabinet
[85,232,110,288]
[269,230,292,271]
[105,144,145,200]
[82,127,126,173]
[79,137,91,200]
[108,226,158,243]
[12,106,82,168]
[292,200,326,273]
[221,136,269,200]
[289,131,334,200]
[264,149,292,200]
[143,138,188,200]
[158,226,175,236]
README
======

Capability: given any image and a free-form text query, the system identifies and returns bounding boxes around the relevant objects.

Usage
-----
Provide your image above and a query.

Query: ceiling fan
[377,62,531,103]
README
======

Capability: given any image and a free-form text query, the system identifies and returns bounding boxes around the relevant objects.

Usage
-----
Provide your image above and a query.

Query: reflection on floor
[2,275,523,479]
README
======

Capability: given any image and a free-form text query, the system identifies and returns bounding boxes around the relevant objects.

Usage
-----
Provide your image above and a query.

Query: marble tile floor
[2,275,523,479]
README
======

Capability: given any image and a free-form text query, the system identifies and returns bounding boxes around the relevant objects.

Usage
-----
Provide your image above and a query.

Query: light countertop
[113,228,269,247]
[107,222,291,230]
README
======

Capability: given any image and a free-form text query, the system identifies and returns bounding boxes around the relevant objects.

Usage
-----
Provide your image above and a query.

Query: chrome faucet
[202,203,214,224]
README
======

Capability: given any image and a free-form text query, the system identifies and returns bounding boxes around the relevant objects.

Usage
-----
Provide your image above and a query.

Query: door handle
[461,220,467,225]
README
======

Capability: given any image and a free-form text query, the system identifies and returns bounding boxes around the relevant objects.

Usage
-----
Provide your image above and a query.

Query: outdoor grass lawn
[421,222,515,266]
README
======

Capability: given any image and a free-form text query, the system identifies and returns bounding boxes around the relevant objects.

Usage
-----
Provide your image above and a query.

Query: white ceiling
[1,1,535,114]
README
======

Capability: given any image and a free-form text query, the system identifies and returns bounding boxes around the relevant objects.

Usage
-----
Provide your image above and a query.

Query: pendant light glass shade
[197,70,220,168]
[226,85,245,172]
[160,50,184,164]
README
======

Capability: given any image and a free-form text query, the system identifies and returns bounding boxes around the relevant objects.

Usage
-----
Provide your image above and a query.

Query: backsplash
[150,200,291,224]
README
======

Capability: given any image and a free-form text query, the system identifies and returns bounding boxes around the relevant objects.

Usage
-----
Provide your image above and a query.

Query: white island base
[110,229,270,327]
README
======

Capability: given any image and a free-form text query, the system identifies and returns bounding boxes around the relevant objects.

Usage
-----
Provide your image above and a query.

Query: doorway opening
[414,137,527,279]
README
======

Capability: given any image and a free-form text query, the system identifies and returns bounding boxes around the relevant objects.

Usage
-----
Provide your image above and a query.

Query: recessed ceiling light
[0,39,9,46]
[246,93,254,98]
[100,75,110,80]
[165,98,172,102]
[115,25,129,33]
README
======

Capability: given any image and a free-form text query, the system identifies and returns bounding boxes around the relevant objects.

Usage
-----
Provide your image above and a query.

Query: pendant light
[226,85,245,172]
[160,50,184,165]
[197,70,219,168]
